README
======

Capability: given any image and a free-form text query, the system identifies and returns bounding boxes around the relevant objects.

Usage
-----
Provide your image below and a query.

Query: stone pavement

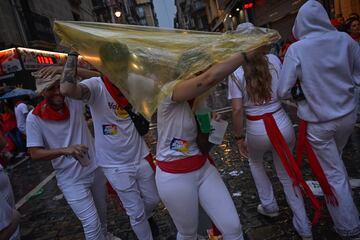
[6,104,360,240]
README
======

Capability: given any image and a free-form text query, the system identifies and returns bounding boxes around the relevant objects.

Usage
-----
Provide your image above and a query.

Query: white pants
[246,110,312,237]
[156,161,244,240]
[307,110,360,236]
[0,169,20,240]
[102,158,160,240]
[58,168,107,240]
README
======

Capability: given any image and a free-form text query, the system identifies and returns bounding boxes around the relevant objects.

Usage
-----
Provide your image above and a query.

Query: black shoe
[148,216,160,238]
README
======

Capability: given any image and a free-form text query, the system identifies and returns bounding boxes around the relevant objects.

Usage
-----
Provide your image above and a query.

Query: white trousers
[0,169,20,240]
[58,168,107,240]
[307,110,360,236]
[246,110,312,237]
[102,158,160,240]
[155,161,244,240]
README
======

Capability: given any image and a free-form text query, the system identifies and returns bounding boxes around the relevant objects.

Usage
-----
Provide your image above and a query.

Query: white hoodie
[278,0,360,122]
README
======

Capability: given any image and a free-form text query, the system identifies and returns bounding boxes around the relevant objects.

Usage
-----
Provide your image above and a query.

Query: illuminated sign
[36,56,55,64]
[244,3,254,9]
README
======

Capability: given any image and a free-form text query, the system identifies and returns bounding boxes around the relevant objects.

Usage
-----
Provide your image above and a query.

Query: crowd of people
[1,0,360,240]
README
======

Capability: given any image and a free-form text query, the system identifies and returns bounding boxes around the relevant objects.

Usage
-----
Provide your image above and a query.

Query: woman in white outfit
[155,46,267,240]
[228,50,313,240]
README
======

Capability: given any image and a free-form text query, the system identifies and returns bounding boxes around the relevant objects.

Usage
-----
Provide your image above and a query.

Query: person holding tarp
[278,1,360,239]
[26,71,120,240]
[58,48,160,240]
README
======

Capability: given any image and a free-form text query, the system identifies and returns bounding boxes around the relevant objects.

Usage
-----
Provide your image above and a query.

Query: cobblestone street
[6,102,360,240]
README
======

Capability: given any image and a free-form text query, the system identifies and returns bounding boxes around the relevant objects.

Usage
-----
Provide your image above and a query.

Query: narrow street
[7,92,360,240]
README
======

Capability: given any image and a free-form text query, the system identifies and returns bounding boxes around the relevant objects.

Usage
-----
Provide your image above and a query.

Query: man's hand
[64,144,88,160]
[37,66,63,79]
[237,139,249,159]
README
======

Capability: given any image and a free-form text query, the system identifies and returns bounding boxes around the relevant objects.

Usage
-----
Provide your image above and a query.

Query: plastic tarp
[54,21,280,119]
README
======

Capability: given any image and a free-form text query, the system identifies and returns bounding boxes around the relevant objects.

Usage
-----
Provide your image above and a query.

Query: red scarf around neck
[15,100,25,107]
[102,76,129,108]
[32,99,70,121]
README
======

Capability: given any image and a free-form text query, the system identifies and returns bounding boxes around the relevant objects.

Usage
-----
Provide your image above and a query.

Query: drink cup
[77,152,91,167]
[209,119,228,145]
[196,112,211,133]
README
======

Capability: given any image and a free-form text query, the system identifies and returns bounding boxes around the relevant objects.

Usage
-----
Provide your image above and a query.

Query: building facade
[0,0,158,51]
[0,0,96,50]
[174,0,210,31]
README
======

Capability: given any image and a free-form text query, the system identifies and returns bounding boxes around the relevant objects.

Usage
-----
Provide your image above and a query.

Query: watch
[234,133,245,141]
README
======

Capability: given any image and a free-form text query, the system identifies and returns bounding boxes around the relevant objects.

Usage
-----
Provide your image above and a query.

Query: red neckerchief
[32,99,70,121]
[351,33,360,42]
[101,76,128,108]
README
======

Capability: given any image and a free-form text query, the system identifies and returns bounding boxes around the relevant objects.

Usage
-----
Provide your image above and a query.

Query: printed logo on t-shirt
[170,138,189,153]
[102,124,118,135]
[108,102,129,119]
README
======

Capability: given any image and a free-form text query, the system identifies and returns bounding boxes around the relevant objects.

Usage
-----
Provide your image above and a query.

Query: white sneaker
[107,232,122,240]
[257,204,279,218]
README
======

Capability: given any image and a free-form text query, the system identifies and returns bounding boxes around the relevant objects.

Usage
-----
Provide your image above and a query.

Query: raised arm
[60,53,93,100]
[172,51,249,102]
[172,44,268,102]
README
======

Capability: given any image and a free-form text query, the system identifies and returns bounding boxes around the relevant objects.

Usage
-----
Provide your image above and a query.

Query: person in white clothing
[0,133,21,240]
[278,1,360,239]
[26,72,120,240]
[228,41,312,239]
[155,42,268,239]
[54,46,160,240]
[14,99,28,135]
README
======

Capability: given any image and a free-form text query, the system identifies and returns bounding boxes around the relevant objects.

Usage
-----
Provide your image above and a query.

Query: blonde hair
[242,54,272,104]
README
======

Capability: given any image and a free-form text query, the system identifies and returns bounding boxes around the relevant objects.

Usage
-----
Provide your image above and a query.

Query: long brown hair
[243,54,272,104]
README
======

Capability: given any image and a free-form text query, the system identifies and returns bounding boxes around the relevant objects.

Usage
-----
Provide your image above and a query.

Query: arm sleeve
[79,77,101,105]
[278,48,299,99]
[26,114,44,148]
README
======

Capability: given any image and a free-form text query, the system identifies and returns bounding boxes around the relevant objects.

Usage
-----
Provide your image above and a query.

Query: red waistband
[246,108,281,121]
[156,155,207,174]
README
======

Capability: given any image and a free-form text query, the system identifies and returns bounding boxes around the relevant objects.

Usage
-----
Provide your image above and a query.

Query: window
[137,6,145,18]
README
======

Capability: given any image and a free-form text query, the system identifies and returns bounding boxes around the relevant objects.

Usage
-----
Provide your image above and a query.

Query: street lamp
[114,11,121,18]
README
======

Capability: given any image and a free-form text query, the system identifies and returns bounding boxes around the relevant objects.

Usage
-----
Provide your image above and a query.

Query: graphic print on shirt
[108,102,129,119]
[103,124,118,135]
[170,138,189,153]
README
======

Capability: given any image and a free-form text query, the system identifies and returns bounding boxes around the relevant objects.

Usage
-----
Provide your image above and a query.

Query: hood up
[293,0,336,40]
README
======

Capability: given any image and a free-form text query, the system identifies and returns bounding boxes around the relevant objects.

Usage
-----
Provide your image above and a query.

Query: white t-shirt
[14,102,28,135]
[26,98,96,185]
[80,77,149,169]
[228,54,290,135]
[156,82,200,161]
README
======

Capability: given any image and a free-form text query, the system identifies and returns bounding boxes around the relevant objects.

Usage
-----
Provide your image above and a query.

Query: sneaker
[257,204,279,218]
[107,232,121,240]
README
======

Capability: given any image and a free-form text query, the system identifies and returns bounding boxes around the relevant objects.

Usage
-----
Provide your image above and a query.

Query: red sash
[296,120,338,206]
[102,76,128,108]
[247,111,322,224]
[145,153,156,171]
[156,155,207,174]
[32,99,70,121]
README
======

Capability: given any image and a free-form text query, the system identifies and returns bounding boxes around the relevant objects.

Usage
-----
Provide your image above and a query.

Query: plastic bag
[54,21,280,119]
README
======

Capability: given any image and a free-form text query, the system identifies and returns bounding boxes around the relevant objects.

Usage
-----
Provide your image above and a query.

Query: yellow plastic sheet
[54,21,280,119]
